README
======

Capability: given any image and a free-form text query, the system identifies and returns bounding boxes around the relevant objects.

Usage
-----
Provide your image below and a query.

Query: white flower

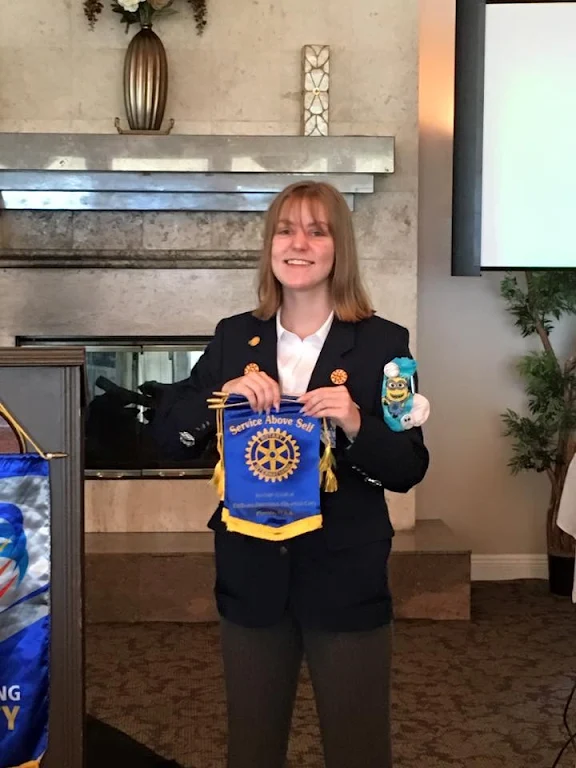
[118,0,145,12]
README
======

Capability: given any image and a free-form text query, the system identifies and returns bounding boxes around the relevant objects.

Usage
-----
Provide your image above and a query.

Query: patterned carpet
[86,581,576,768]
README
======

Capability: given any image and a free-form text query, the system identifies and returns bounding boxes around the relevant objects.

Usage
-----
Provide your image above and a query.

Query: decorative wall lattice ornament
[302,45,330,137]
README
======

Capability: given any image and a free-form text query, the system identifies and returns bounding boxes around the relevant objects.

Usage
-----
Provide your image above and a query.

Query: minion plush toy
[382,357,430,432]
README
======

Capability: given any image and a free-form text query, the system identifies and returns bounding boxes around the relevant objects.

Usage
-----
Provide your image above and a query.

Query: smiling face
[386,377,410,403]
[256,181,374,323]
[270,198,335,293]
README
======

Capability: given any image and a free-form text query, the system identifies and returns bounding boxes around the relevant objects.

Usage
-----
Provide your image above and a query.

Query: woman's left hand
[299,386,361,439]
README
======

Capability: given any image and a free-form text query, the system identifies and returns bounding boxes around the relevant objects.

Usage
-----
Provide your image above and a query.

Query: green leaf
[501,409,556,474]
[111,4,140,29]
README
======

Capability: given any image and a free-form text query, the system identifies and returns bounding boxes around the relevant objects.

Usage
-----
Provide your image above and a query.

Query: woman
[153,181,429,768]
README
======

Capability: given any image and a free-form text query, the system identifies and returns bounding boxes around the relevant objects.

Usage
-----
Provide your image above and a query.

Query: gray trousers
[220,615,393,768]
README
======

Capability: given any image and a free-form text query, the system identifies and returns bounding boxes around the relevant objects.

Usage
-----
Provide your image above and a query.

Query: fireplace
[17,335,214,478]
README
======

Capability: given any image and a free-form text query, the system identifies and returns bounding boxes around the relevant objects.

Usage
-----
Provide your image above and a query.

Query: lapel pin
[248,336,261,347]
[330,368,348,385]
[244,363,260,375]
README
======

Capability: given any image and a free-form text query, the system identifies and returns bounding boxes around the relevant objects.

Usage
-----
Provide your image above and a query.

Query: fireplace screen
[16,336,215,478]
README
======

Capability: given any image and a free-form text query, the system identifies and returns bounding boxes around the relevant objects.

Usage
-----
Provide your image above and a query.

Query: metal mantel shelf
[0,134,394,212]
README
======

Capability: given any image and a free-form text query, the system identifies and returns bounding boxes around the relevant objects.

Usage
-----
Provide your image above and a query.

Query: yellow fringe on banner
[319,419,338,492]
[10,760,42,768]
[208,393,228,500]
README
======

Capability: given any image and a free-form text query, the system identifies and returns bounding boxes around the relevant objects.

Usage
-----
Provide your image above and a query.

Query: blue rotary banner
[217,396,326,540]
[0,455,50,768]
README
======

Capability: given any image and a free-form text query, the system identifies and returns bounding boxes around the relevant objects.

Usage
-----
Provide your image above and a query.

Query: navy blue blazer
[152,311,429,630]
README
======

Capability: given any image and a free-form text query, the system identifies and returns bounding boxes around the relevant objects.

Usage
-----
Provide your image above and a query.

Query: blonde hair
[254,181,374,322]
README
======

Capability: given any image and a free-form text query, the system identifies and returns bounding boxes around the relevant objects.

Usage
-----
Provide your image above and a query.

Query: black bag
[86,715,183,768]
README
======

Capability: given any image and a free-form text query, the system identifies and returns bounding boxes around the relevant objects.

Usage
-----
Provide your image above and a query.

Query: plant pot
[123,25,168,131]
[548,554,575,597]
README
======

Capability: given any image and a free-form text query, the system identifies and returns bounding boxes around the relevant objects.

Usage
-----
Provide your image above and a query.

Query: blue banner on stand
[0,455,50,768]
[220,397,324,540]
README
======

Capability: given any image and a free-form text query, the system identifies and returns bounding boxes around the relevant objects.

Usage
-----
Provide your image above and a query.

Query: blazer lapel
[307,319,356,392]
[248,315,279,382]
[244,314,356,392]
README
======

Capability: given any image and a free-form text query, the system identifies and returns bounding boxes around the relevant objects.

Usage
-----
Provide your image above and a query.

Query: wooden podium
[0,348,86,768]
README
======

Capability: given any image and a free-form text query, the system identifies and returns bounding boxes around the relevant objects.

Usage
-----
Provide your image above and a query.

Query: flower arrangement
[83,0,207,34]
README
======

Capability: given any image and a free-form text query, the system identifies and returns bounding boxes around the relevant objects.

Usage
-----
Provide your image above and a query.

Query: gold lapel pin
[244,362,260,375]
[330,368,348,385]
[248,336,260,347]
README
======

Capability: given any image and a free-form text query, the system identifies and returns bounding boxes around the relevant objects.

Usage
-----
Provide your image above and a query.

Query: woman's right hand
[221,371,281,413]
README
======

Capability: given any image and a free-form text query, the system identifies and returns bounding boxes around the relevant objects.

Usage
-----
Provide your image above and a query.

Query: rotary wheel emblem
[245,428,300,483]
[330,368,348,385]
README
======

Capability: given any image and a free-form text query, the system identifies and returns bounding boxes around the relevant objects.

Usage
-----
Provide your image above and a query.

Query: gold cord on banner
[0,401,68,460]
[207,393,307,410]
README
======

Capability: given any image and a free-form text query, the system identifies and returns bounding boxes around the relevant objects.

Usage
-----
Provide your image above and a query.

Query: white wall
[417,0,576,555]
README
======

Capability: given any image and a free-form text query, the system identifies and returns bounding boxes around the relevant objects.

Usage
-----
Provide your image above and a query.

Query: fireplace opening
[16,336,215,478]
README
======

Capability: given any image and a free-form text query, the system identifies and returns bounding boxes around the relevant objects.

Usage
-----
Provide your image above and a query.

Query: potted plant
[82,0,208,132]
[501,270,576,596]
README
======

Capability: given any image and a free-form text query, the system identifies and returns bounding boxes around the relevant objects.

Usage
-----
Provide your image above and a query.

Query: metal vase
[123,25,168,131]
